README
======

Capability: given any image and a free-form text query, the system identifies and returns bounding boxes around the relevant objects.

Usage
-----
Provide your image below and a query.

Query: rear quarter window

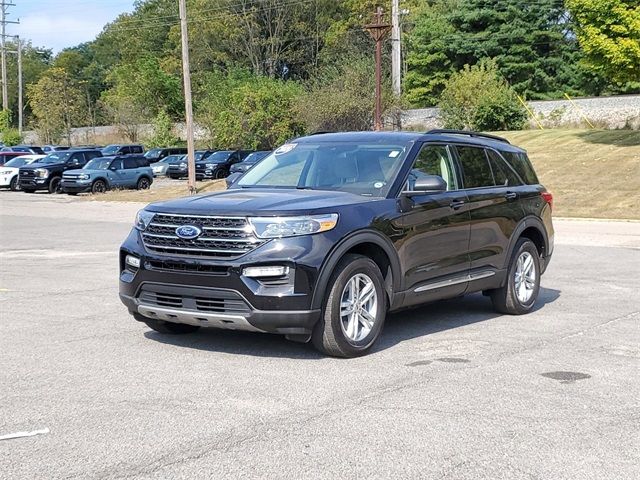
[501,151,539,185]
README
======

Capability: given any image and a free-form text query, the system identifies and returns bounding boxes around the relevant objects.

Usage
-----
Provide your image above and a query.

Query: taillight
[541,191,553,211]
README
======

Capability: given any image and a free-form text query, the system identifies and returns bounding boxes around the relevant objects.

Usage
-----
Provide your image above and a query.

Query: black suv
[195,150,253,180]
[101,144,144,156]
[119,131,554,357]
[19,149,102,193]
[144,147,188,163]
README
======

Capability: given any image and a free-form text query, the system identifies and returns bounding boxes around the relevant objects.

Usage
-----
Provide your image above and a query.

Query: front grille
[19,169,35,178]
[141,213,263,258]
[138,285,251,314]
[145,260,228,275]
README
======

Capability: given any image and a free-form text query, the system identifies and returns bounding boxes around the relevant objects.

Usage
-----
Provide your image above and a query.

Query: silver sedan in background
[151,154,185,177]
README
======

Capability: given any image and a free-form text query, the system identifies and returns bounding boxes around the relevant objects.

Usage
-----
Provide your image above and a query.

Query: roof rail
[425,129,510,144]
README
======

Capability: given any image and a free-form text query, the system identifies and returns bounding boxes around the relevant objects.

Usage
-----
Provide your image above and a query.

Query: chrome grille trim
[142,213,262,258]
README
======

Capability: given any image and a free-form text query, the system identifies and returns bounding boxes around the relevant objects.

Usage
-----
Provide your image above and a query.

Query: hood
[20,162,64,171]
[147,188,380,216]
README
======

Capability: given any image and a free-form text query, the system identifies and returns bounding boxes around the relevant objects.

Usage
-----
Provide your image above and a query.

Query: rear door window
[486,150,522,187]
[455,146,495,189]
[123,158,138,169]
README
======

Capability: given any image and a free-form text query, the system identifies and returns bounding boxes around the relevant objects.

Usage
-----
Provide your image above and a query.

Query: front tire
[490,238,541,314]
[144,319,200,334]
[9,176,19,191]
[214,169,227,179]
[312,254,386,357]
[48,177,62,194]
[91,179,107,194]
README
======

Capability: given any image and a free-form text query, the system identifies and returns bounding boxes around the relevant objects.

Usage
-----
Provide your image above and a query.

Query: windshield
[163,155,183,164]
[84,158,112,170]
[237,142,409,196]
[203,151,232,163]
[40,152,73,164]
[144,148,162,158]
[101,145,120,155]
[243,151,269,164]
[4,158,30,168]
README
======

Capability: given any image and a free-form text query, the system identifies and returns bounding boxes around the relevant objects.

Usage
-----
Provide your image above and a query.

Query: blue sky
[7,0,135,53]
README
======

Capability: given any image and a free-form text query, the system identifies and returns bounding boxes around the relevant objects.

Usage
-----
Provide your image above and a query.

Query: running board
[414,270,495,293]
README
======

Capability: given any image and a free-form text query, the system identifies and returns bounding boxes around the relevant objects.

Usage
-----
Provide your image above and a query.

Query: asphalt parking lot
[1,192,639,480]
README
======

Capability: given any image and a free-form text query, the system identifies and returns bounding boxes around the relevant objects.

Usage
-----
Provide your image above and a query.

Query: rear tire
[144,319,200,334]
[311,254,386,358]
[137,176,151,190]
[490,238,541,315]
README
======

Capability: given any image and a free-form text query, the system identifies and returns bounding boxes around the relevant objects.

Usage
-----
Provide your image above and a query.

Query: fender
[310,229,402,311]
[503,215,549,271]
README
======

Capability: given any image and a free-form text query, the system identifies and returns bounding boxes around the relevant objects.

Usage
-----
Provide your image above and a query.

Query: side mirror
[403,175,447,195]
[225,172,241,186]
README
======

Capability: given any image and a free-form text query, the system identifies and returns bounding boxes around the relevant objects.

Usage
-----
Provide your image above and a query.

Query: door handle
[504,192,518,200]
[449,199,465,210]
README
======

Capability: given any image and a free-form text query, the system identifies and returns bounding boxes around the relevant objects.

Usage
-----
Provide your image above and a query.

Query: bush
[439,61,528,131]
[2,128,22,146]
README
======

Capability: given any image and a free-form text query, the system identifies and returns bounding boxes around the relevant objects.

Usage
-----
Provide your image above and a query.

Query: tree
[404,0,603,106]
[146,110,180,147]
[439,61,527,131]
[197,71,304,149]
[27,67,87,144]
[567,0,640,83]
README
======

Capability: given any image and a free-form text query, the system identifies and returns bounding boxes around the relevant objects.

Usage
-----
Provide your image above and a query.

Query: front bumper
[61,179,91,193]
[19,177,49,190]
[118,228,332,335]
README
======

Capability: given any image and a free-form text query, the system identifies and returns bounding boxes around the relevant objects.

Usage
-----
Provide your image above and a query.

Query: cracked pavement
[1,194,639,479]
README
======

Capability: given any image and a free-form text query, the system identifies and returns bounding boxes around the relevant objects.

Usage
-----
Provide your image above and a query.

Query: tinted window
[486,150,522,187]
[68,153,85,165]
[135,158,149,167]
[123,158,138,169]
[409,144,458,191]
[456,146,495,188]
[110,159,123,170]
[502,151,539,185]
[85,151,101,161]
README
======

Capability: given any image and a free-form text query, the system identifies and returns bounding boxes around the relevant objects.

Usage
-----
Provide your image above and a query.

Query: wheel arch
[92,176,110,188]
[310,230,401,311]
[505,216,550,271]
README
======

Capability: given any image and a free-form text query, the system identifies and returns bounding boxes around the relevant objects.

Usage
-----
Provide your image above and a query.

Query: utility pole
[178,0,196,195]
[1,1,17,111]
[391,0,401,97]
[16,34,21,135]
[364,7,391,131]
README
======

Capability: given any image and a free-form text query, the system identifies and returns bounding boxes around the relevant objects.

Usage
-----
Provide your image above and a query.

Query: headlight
[34,168,49,178]
[134,210,155,231]
[78,174,90,180]
[205,163,215,168]
[179,163,186,168]
[0,169,11,175]
[248,214,338,239]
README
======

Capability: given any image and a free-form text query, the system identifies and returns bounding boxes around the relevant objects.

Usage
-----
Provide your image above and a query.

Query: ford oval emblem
[175,225,202,239]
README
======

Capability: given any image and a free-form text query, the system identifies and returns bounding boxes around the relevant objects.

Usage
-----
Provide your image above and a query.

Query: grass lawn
[499,130,640,220]
[93,129,639,220]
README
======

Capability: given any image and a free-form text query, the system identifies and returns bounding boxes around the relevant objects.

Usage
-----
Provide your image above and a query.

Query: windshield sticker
[274,143,297,155]
[389,150,401,158]
[374,182,385,189]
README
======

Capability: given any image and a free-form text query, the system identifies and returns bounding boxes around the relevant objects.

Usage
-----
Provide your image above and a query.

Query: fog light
[243,266,289,278]
[125,255,141,268]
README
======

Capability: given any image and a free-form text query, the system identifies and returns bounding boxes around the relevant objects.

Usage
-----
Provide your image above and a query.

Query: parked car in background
[144,147,187,163]
[42,145,71,153]
[101,144,144,156]
[1,145,45,155]
[195,150,253,180]
[229,150,271,175]
[19,149,103,193]
[61,155,153,195]
[167,151,217,179]
[0,151,23,166]
[151,154,184,177]
[0,154,46,191]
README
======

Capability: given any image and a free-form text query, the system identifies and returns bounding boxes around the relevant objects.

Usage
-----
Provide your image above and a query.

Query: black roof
[294,130,525,153]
